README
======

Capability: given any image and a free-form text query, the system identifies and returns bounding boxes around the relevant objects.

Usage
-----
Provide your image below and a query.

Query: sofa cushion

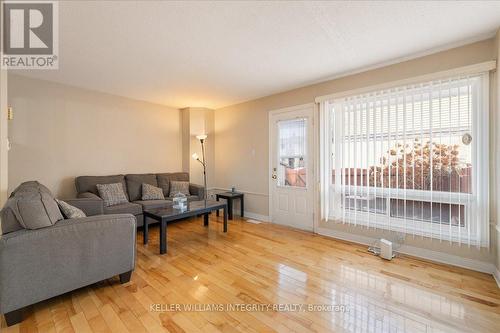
[75,175,128,200]
[103,202,143,215]
[156,172,189,197]
[0,181,63,232]
[125,174,158,201]
[133,199,172,210]
[142,183,165,200]
[169,181,190,196]
[56,199,86,219]
[96,183,129,207]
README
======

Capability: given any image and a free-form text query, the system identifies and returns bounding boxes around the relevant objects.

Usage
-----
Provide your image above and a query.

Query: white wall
[7,74,182,198]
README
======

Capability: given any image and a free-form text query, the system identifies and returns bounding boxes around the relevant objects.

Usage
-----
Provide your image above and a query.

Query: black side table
[216,192,244,220]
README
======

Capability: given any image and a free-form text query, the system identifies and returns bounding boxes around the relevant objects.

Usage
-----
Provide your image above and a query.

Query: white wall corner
[493,266,500,289]
[181,107,215,188]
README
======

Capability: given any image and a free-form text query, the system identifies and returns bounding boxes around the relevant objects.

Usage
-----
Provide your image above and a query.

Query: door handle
[272,174,277,180]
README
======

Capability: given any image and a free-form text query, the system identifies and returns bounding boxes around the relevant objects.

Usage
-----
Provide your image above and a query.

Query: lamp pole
[193,134,208,200]
[200,137,207,200]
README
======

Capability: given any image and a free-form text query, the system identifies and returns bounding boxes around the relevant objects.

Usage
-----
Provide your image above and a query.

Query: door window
[277,118,307,188]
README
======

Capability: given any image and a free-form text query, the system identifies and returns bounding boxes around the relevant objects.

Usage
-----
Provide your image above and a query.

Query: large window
[320,74,489,246]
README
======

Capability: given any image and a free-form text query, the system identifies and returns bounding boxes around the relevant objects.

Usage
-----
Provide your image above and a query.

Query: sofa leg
[4,307,24,326]
[119,270,132,284]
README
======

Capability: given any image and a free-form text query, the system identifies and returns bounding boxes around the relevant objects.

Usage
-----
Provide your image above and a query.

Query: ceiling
[17,1,500,109]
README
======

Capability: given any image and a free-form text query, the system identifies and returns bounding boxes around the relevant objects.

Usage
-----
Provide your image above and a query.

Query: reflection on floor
[2,215,499,332]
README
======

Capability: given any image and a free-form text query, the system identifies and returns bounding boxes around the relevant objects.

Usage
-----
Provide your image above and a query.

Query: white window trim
[319,71,490,247]
[315,61,496,103]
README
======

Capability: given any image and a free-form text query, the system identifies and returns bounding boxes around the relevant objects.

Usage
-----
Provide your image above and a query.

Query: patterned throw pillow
[169,181,190,197]
[56,199,86,219]
[96,183,129,207]
[142,183,165,200]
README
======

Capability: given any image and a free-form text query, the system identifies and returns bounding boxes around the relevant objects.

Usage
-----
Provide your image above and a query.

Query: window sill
[326,214,486,247]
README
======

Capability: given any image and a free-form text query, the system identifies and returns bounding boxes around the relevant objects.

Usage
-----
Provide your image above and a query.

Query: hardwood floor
[1,215,499,333]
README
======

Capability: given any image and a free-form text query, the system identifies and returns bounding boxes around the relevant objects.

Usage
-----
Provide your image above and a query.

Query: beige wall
[496,30,500,272]
[7,74,182,198]
[0,70,7,208]
[214,38,498,263]
[0,69,7,236]
[0,0,7,208]
[0,0,7,211]
[181,108,191,173]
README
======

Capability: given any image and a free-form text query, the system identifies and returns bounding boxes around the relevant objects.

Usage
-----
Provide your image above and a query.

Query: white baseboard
[316,227,497,276]
[494,268,500,289]
[243,212,270,222]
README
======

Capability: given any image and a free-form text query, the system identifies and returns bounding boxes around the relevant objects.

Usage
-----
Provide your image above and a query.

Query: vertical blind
[322,74,489,247]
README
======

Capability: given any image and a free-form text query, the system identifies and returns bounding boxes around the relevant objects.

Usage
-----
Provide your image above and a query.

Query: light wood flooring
[1,215,499,333]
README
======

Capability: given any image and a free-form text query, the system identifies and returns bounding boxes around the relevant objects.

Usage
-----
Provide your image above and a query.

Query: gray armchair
[0,185,135,326]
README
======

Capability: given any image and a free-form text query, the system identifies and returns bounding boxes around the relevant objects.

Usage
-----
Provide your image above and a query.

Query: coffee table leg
[143,217,148,244]
[216,194,220,217]
[228,199,233,220]
[204,213,209,226]
[160,219,167,254]
[223,206,228,232]
[240,196,244,218]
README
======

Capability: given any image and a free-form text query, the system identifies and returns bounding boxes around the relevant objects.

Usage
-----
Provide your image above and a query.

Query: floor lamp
[192,134,207,200]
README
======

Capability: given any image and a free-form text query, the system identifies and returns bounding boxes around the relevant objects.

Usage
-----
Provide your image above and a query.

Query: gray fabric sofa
[0,182,136,326]
[75,172,204,227]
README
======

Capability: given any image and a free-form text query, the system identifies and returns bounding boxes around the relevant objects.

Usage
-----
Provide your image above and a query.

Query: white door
[269,104,314,231]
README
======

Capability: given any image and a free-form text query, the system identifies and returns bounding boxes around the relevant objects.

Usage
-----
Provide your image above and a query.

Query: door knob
[272,174,277,180]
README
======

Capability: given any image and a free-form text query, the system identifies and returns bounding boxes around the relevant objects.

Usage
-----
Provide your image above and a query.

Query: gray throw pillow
[142,183,165,200]
[56,199,86,219]
[96,183,129,207]
[169,181,190,197]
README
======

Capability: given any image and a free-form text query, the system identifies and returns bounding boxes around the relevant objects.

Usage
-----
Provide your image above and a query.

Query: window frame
[320,73,490,246]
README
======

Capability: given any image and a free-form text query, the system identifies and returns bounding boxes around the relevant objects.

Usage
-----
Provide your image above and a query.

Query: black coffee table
[143,200,228,254]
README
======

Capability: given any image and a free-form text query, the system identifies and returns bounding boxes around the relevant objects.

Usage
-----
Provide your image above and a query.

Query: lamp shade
[196,134,207,141]
[192,153,199,160]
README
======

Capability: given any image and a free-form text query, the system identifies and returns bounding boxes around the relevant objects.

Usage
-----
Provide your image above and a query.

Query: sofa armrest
[77,192,101,199]
[0,214,136,314]
[62,198,104,216]
[189,184,205,200]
